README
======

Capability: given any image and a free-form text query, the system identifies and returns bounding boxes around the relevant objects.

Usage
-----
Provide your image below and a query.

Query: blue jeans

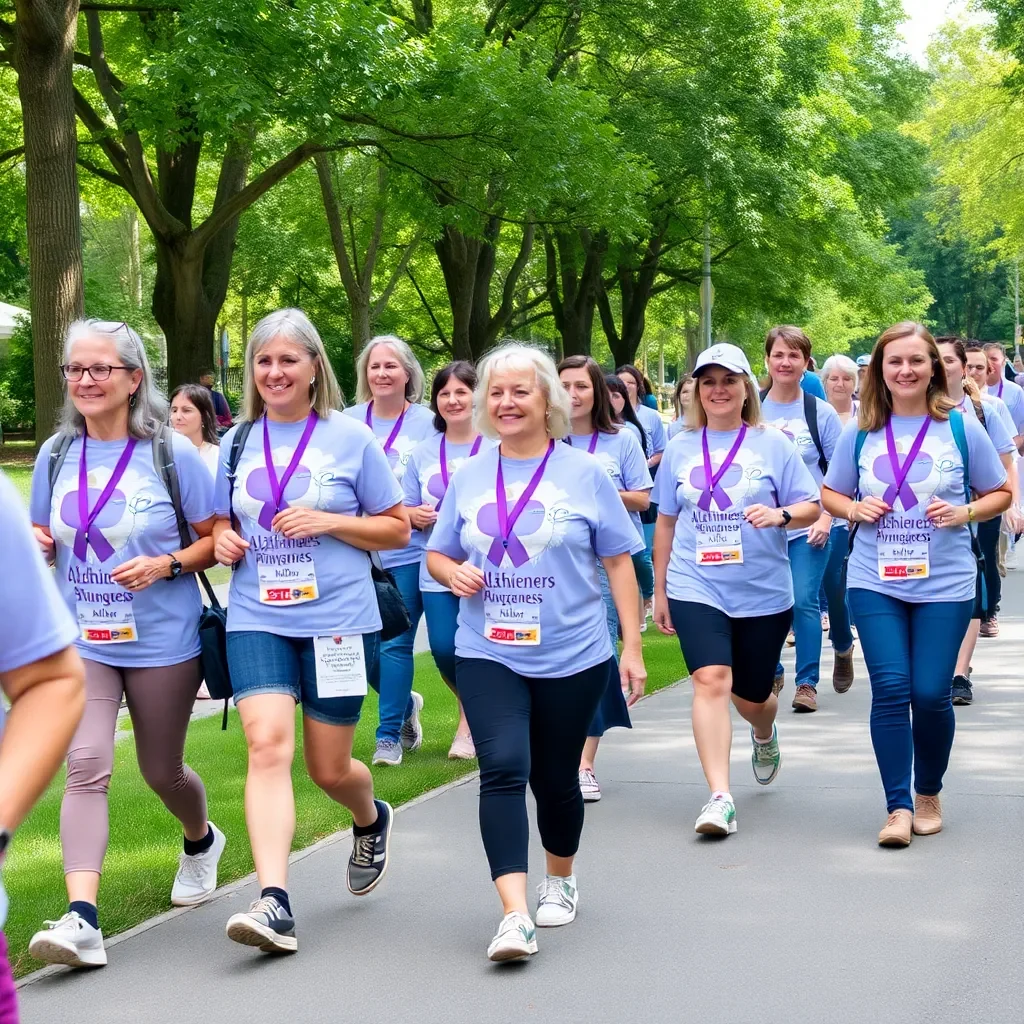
[848,590,973,813]
[422,589,459,686]
[373,561,421,743]
[632,549,654,600]
[787,533,831,690]
[821,528,855,653]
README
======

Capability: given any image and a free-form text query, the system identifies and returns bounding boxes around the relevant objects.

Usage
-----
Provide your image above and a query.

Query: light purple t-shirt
[214,411,403,637]
[667,418,685,441]
[635,404,666,458]
[653,426,820,616]
[564,428,653,541]
[403,433,497,593]
[30,431,213,668]
[986,378,1024,434]
[957,394,1016,455]
[343,401,437,569]
[760,394,842,541]
[427,442,644,677]
[823,414,1007,603]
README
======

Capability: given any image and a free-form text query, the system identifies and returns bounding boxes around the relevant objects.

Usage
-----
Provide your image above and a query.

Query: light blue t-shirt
[667,417,685,441]
[760,395,842,541]
[958,394,1016,455]
[565,428,653,541]
[343,401,437,569]
[653,426,820,617]
[30,432,213,668]
[403,433,497,593]
[985,378,1024,435]
[427,442,644,677]
[823,415,1007,603]
[634,404,666,458]
[801,370,827,400]
[214,411,403,637]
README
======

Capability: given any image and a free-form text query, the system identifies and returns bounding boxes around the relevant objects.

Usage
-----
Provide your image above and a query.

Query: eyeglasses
[61,364,132,382]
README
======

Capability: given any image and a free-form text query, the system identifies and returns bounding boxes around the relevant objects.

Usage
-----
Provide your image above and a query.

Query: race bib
[484,600,541,645]
[694,516,744,566]
[258,560,319,605]
[313,634,368,698]
[877,539,930,581]
[77,599,138,643]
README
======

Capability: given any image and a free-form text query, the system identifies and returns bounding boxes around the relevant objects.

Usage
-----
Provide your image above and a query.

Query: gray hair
[474,342,572,440]
[820,354,858,384]
[241,308,344,422]
[58,319,166,439]
[355,335,425,405]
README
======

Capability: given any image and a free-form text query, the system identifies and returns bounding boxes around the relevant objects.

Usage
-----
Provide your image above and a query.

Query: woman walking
[170,383,220,476]
[653,344,820,837]
[427,344,646,962]
[822,322,1010,846]
[213,309,409,952]
[27,320,223,969]
[345,335,436,766]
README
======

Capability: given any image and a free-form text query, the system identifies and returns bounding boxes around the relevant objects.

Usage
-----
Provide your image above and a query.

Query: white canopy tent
[0,301,28,342]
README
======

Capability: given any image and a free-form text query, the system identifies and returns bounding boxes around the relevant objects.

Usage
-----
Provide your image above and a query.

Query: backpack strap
[841,429,869,580]
[948,408,986,581]
[759,387,769,403]
[47,432,76,498]
[804,391,828,476]
[226,420,255,541]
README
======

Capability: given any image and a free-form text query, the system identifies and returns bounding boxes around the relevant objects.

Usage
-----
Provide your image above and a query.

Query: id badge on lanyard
[694,518,744,565]
[313,634,368,697]
[483,600,541,645]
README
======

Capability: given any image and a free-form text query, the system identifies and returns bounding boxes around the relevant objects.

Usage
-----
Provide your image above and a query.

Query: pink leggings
[61,657,209,874]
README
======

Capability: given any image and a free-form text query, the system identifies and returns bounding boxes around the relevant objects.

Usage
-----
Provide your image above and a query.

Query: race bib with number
[483,600,541,645]
[313,634,369,698]
[694,513,744,566]
[257,560,319,605]
[877,535,930,581]
[77,599,138,643]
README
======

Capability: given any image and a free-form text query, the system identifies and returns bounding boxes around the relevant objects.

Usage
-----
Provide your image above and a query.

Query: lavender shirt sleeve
[356,439,405,515]
[818,401,843,460]
[822,420,860,497]
[29,434,59,525]
[964,416,1008,494]
[212,424,239,518]
[172,434,215,523]
[403,448,424,508]
[592,468,646,557]
[619,431,654,492]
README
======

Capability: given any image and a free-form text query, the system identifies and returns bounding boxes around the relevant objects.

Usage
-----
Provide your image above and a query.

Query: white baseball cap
[693,343,755,379]
[856,354,871,367]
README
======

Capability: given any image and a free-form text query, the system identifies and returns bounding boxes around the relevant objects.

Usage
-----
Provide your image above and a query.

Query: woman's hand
[926,499,968,529]
[215,527,250,566]
[1005,504,1024,535]
[850,496,889,524]
[33,526,55,565]
[408,504,439,531]
[744,504,785,529]
[653,591,675,635]
[448,562,485,598]
[271,507,334,539]
[807,514,832,548]
[110,555,172,592]
[619,645,647,706]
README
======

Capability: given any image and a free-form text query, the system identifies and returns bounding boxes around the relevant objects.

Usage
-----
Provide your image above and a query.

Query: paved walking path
[19,576,1024,1023]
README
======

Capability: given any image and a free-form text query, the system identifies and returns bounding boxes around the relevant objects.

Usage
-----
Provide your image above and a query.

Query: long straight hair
[605,374,647,451]
[558,355,617,434]
[935,336,986,422]
[355,335,425,405]
[859,322,953,432]
[170,383,219,446]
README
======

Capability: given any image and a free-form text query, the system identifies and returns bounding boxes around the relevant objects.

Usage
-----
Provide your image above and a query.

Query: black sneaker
[951,675,973,706]
[226,896,297,953]
[347,800,393,896]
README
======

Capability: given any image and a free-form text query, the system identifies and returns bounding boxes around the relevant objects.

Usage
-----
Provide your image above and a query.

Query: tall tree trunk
[434,226,483,361]
[10,0,84,442]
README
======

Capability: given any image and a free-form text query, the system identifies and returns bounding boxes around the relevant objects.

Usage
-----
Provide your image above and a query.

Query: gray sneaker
[372,739,402,767]
[751,725,782,785]
[399,691,424,751]
[348,800,393,895]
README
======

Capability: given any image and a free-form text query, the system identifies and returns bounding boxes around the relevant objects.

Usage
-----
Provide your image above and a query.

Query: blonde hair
[355,335,425,405]
[474,342,571,440]
[859,321,953,433]
[685,370,764,430]
[241,308,344,422]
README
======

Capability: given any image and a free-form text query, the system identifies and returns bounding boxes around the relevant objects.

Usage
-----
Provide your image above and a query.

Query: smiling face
[937,343,964,393]
[680,377,696,412]
[966,350,988,389]
[825,370,856,403]
[767,340,809,387]
[253,336,317,417]
[697,366,747,425]
[170,394,203,445]
[617,372,639,407]
[488,366,548,443]
[986,347,1005,386]
[880,335,934,406]
[66,334,142,426]
[560,368,595,425]
[437,374,474,429]
[367,344,409,403]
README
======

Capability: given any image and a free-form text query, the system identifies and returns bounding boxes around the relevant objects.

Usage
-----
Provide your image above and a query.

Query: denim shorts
[227,631,380,727]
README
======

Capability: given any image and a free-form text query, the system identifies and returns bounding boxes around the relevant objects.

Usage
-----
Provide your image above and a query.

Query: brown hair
[558,355,617,434]
[430,360,477,433]
[686,367,764,430]
[859,322,954,432]
[764,325,812,362]
[935,336,986,424]
[169,383,219,446]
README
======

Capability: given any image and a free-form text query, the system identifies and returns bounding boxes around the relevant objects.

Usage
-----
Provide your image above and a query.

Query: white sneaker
[536,874,579,927]
[400,691,424,751]
[578,768,602,803]
[28,912,107,968]
[171,823,226,906]
[487,911,537,962]
[694,795,737,836]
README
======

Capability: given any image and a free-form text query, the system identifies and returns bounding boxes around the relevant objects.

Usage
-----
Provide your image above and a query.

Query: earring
[310,376,316,385]
[129,391,137,408]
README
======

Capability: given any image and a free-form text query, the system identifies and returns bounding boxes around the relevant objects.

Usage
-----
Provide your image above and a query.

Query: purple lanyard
[435,434,483,511]
[883,417,930,508]
[262,412,318,522]
[997,379,1004,399]
[566,431,599,454]
[366,400,407,454]
[698,426,746,512]
[488,440,554,566]
[74,435,137,561]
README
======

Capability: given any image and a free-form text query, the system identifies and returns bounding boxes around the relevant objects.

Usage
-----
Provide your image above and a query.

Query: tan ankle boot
[878,809,913,847]
[913,794,942,835]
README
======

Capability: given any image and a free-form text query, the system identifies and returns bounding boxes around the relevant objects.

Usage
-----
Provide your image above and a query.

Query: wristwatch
[0,828,10,866]
[780,509,793,527]
[167,556,183,580]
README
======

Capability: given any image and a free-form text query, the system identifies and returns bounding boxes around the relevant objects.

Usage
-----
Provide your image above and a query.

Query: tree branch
[314,151,361,298]
[76,155,127,189]
[405,265,448,349]
[0,145,24,165]
[372,228,424,319]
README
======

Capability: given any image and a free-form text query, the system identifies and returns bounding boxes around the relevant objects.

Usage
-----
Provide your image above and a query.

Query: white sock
[711,790,733,803]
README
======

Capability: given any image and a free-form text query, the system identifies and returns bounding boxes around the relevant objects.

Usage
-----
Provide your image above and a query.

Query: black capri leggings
[456,656,611,880]
[976,518,1001,623]
[668,599,792,704]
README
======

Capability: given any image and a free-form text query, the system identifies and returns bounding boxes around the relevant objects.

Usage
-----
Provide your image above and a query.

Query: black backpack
[759,389,829,475]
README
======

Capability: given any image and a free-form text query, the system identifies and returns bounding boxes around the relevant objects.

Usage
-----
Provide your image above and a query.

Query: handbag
[369,551,411,642]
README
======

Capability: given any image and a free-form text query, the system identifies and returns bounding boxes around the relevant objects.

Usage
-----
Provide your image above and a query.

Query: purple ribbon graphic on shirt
[873,418,932,510]
[249,413,317,530]
[695,426,746,512]
[72,436,137,561]
[479,440,554,567]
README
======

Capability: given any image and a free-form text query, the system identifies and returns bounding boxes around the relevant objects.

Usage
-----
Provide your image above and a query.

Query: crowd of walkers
[0,311,1018,995]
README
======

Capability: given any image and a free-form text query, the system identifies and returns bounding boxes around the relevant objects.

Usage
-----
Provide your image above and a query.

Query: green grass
[5,634,686,977]
[2,464,32,505]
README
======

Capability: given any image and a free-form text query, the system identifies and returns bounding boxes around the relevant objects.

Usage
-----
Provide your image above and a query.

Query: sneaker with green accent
[751,725,782,786]
[694,795,737,836]
[487,911,538,962]
[535,874,578,927]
